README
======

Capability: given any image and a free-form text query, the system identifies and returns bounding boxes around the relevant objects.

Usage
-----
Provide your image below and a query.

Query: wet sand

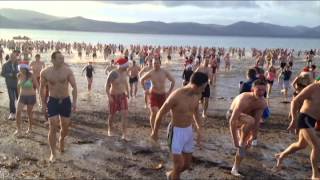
[0,49,319,179]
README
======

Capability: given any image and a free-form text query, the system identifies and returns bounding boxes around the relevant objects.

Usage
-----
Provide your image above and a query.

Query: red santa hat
[116,57,129,68]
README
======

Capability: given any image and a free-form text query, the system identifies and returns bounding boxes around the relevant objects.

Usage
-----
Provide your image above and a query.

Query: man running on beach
[275,81,320,180]
[228,79,267,177]
[105,58,130,140]
[30,54,45,102]
[40,51,77,162]
[128,60,141,98]
[140,58,175,132]
[151,72,207,180]
[195,56,213,118]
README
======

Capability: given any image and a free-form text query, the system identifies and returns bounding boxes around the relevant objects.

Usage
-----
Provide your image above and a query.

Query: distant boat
[12,36,31,40]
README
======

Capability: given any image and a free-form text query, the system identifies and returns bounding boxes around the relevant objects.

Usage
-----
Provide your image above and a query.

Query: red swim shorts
[150,91,166,108]
[109,93,128,114]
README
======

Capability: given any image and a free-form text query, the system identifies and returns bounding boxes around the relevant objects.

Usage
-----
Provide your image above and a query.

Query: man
[228,79,267,177]
[40,51,77,162]
[30,54,45,103]
[138,59,153,108]
[140,58,175,132]
[0,45,4,65]
[195,56,213,118]
[127,60,141,98]
[105,58,130,140]
[151,72,207,180]
[275,81,320,180]
[1,51,20,120]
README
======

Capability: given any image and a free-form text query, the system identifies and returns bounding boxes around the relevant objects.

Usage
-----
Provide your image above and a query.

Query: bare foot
[231,168,244,177]
[107,129,114,137]
[14,130,22,137]
[311,176,320,180]
[121,134,130,142]
[26,128,32,134]
[49,154,56,163]
[166,171,172,180]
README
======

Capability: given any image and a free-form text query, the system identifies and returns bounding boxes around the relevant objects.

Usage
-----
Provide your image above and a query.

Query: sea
[0,28,320,50]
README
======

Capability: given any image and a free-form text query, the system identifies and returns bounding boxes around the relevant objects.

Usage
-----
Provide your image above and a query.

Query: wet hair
[51,51,61,60]
[253,79,267,87]
[35,54,40,58]
[247,68,257,80]
[5,54,9,61]
[311,64,316,70]
[190,72,208,87]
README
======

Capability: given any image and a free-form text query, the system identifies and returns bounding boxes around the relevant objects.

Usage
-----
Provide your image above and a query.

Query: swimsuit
[297,113,317,129]
[47,96,72,118]
[167,123,194,154]
[129,76,138,84]
[109,93,128,115]
[150,91,166,108]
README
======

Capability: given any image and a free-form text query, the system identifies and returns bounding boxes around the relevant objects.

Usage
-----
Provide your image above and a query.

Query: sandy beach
[0,49,319,179]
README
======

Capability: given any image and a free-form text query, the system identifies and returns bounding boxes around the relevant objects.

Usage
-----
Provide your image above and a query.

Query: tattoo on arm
[107,71,119,84]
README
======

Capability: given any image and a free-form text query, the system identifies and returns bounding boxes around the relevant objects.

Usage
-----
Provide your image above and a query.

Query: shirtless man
[138,59,153,108]
[140,58,175,132]
[224,53,231,72]
[105,59,116,76]
[151,72,207,180]
[195,56,213,118]
[30,54,45,88]
[105,58,130,140]
[275,82,320,180]
[127,60,141,98]
[40,51,77,162]
[228,79,267,177]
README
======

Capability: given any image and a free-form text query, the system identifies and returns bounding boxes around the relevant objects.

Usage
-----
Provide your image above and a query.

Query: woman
[82,61,95,91]
[265,65,277,98]
[15,62,38,135]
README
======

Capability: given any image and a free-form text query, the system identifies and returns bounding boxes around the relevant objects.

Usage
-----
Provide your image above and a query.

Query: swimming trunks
[109,93,128,115]
[167,123,194,154]
[47,96,72,118]
[18,95,36,105]
[150,91,166,108]
[297,113,317,129]
[144,80,152,90]
[201,84,210,98]
[129,76,138,84]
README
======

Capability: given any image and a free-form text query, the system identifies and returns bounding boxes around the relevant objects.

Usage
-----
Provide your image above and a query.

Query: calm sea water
[1,28,320,50]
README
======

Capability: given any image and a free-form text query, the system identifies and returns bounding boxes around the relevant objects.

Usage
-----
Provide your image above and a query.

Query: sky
[0,1,319,27]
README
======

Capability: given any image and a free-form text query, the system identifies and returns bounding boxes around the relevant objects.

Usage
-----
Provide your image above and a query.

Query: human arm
[151,92,176,142]
[165,70,175,94]
[1,63,13,78]
[105,70,118,101]
[193,98,202,147]
[140,71,152,91]
[68,70,77,112]
[39,70,47,112]
[81,65,87,76]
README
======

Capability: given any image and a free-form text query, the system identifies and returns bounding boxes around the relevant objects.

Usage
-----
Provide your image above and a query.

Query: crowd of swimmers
[0,39,320,179]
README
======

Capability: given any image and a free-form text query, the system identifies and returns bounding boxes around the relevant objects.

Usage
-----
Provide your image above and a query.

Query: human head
[132,60,136,66]
[252,79,267,98]
[152,58,161,70]
[247,68,257,80]
[18,61,30,74]
[51,51,64,67]
[35,54,40,61]
[116,57,129,70]
[189,72,208,93]
[311,64,316,70]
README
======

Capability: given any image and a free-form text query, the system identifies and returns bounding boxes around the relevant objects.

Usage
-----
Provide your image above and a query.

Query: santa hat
[18,61,30,71]
[116,57,129,68]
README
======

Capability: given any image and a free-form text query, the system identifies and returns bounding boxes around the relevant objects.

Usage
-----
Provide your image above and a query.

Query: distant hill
[0,8,320,38]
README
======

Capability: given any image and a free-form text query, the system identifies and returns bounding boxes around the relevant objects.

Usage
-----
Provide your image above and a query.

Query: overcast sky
[0,1,319,27]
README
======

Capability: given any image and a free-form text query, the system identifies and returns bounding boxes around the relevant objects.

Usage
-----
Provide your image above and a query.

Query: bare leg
[14,103,24,135]
[120,110,128,140]
[26,104,34,134]
[134,83,138,97]
[202,98,208,118]
[275,130,308,169]
[48,117,59,162]
[144,91,149,108]
[149,107,159,132]
[59,117,71,153]
[301,129,320,179]
[107,113,115,136]
[169,154,185,180]
[129,83,133,98]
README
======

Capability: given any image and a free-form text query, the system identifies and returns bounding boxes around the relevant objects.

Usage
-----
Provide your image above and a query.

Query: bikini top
[18,79,33,89]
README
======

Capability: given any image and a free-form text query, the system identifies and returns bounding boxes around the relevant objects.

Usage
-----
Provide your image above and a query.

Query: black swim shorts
[297,113,317,129]
[47,96,72,118]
